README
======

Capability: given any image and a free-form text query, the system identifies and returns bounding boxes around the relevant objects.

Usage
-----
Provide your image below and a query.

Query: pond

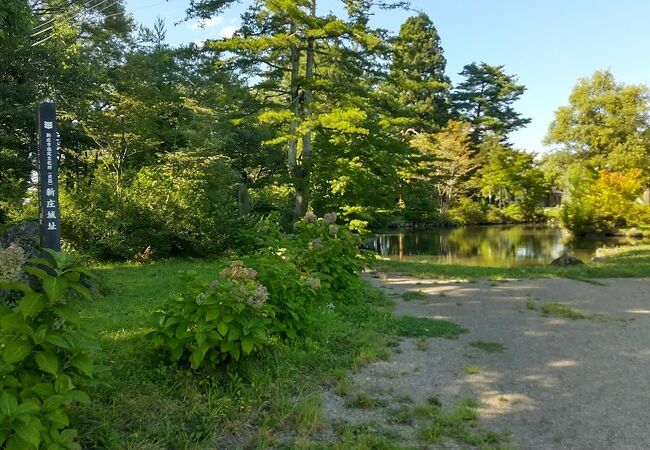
[369,225,650,267]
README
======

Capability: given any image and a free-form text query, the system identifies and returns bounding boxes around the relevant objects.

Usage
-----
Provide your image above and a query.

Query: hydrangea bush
[292,212,371,297]
[154,211,370,369]
[0,250,96,450]
[151,261,274,370]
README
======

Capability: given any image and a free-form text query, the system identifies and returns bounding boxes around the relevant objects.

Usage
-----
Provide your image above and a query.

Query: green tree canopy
[452,62,530,145]
[544,70,650,176]
[385,13,450,133]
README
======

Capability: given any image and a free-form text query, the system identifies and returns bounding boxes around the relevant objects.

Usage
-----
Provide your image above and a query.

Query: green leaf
[53,305,80,325]
[31,383,55,398]
[0,392,18,416]
[217,322,229,337]
[46,408,69,428]
[26,257,54,269]
[69,283,92,301]
[19,293,46,319]
[0,313,34,337]
[54,374,73,394]
[175,324,190,340]
[241,337,254,355]
[69,355,93,378]
[3,340,32,364]
[35,351,59,375]
[64,390,90,405]
[22,266,50,281]
[43,276,69,302]
[60,428,78,443]
[63,271,80,282]
[15,420,41,448]
[15,400,40,416]
[5,435,31,450]
[189,344,209,370]
[219,340,234,352]
[61,428,81,444]
[1,375,20,388]
[43,395,64,412]
[44,334,70,350]
[205,310,219,321]
[0,282,32,294]
[227,327,241,341]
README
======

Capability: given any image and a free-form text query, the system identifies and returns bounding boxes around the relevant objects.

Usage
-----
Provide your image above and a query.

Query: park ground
[332,274,650,449]
[76,245,650,448]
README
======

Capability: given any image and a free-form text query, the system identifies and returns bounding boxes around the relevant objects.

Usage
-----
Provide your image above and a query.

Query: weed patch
[464,365,482,375]
[526,295,536,310]
[540,302,585,319]
[401,290,427,301]
[469,341,505,353]
[415,398,507,447]
[394,316,468,339]
[345,393,387,409]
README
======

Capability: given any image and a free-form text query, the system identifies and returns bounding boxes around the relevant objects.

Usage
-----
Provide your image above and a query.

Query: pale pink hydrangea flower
[305,276,321,289]
[220,260,257,280]
[303,211,318,223]
[323,212,337,225]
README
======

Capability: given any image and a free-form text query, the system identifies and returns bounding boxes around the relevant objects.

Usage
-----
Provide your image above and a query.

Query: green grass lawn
[75,259,398,449]
[373,244,650,280]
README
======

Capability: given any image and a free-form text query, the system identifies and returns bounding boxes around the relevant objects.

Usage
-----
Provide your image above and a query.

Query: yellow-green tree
[545,70,650,177]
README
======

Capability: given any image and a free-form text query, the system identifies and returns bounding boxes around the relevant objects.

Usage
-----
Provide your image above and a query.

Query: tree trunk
[287,21,300,201]
[238,181,250,215]
[295,0,316,218]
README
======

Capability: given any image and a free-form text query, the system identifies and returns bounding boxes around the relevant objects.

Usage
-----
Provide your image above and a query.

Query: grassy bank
[75,259,401,448]
[373,244,650,280]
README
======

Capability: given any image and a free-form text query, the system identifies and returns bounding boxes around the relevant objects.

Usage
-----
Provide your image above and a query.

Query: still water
[370,225,650,267]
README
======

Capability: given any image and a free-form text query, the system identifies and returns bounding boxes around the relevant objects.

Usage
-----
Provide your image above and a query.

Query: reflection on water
[370,225,650,267]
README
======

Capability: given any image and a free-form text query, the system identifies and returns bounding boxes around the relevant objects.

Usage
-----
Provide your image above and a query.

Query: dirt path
[323,275,650,449]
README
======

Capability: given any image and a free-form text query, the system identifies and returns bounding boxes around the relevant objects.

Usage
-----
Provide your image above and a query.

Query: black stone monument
[37,102,61,252]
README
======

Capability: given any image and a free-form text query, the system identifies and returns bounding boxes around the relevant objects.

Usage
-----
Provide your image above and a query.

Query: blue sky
[125,0,650,154]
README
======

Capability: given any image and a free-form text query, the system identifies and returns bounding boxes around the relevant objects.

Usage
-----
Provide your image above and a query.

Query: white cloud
[218,25,238,38]
[189,17,223,30]
[192,39,205,47]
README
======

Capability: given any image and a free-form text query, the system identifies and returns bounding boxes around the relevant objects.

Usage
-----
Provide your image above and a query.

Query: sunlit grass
[374,244,650,280]
[73,259,397,448]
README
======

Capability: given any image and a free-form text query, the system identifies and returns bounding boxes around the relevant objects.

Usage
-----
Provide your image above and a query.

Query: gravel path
[323,275,650,449]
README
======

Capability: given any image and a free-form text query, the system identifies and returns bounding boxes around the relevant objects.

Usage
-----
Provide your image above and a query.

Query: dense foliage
[151,213,367,370]
[0,251,96,450]
[0,0,558,259]
[544,71,650,234]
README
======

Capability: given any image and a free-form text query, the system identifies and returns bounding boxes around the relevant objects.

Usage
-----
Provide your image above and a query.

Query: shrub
[151,261,274,370]
[292,212,369,297]
[448,199,486,225]
[61,155,243,260]
[561,168,644,234]
[242,213,369,300]
[627,204,650,227]
[0,251,96,450]
[502,204,526,223]
[244,255,316,340]
[485,205,506,224]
